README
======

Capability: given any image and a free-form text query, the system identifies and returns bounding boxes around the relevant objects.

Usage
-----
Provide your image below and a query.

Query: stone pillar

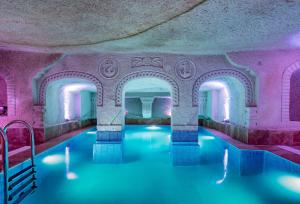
[140,97,154,118]
[96,89,124,141]
[247,107,258,128]
[198,92,205,116]
[97,105,123,141]
[171,84,198,142]
[32,105,45,143]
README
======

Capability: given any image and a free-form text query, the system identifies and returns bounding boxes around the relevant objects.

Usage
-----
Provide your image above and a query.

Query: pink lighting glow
[201,81,230,121]
[278,175,300,193]
[289,31,300,47]
[163,97,172,117]
[65,146,78,180]
[164,109,171,117]
[216,148,228,184]
[63,83,96,120]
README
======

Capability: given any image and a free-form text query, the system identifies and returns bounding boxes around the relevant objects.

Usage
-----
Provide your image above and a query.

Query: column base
[96,131,124,142]
[171,143,200,166]
[93,141,123,163]
[172,130,198,142]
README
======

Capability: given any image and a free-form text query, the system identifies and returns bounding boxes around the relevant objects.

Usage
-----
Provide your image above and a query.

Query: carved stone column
[96,85,124,141]
[172,59,198,143]
[172,106,199,142]
[140,97,154,118]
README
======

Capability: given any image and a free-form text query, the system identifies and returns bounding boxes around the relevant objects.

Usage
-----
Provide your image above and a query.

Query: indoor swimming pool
[2,126,300,204]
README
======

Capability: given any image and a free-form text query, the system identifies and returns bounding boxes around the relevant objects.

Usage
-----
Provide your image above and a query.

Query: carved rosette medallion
[174,59,196,80]
[98,58,119,79]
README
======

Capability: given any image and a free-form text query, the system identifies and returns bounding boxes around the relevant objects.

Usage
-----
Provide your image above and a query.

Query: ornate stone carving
[174,59,196,80]
[192,69,256,107]
[115,71,179,107]
[0,67,16,116]
[131,57,163,68]
[282,61,300,122]
[39,71,103,106]
[98,58,119,79]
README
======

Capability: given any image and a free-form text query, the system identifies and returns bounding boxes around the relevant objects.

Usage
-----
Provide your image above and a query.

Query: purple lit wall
[152,97,171,118]
[290,69,300,121]
[0,76,7,106]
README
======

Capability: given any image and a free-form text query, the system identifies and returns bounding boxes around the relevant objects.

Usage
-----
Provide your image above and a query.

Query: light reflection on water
[23,126,300,204]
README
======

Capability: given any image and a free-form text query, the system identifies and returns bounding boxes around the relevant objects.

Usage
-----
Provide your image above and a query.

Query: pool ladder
[1,120,37,204]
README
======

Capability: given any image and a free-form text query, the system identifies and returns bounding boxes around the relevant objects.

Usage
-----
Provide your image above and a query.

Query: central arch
[115,71,179,107]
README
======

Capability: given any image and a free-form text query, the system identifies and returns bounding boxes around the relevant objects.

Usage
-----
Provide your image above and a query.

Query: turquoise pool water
[13,125,300,203]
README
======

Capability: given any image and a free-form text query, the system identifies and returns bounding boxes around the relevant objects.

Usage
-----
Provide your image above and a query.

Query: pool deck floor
[0,126,93,171]
[1,126,300,171]
[205,127,300,165]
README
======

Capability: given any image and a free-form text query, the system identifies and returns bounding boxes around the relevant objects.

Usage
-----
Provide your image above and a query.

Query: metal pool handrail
[0,127,9,204]
[4,120,36,168]
[2,120,37,204]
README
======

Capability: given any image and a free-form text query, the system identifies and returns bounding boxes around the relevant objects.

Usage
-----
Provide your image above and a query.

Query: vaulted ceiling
[1,0,300,54]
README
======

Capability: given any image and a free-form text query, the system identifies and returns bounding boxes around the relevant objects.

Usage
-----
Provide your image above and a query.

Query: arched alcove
[38,71,102,139]
[193,69,256,108]
[289,69,300,121]
[38,71,103,106]
[198,77,248,126]
[0,76,8,116]
[121,77,172,126]
[44,78,97,126]
[282,61,300,123]
[0,68,16,117]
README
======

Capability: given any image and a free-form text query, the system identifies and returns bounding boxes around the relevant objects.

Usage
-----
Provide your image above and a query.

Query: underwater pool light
[42,154,64,165]
[147,125,161,130]
[199,136,215,140]
[87,131,97,134]
[278,175,300,193]
[67,172,78,180]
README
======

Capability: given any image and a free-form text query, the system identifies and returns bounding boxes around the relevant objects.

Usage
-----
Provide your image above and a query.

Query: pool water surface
[16,126,300,204]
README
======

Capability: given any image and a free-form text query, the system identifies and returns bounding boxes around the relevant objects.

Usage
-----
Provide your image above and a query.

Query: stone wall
[199,118,300,145]
[2,49,300,144]
[33,53,257,142]
[44,119,96,141]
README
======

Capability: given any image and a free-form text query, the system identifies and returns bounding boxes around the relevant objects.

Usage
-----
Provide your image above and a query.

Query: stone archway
[115,71,179,107]
[39,71,103,106]
[0,67,16,116]
[192,69,256,107]
[282,61,300,122]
